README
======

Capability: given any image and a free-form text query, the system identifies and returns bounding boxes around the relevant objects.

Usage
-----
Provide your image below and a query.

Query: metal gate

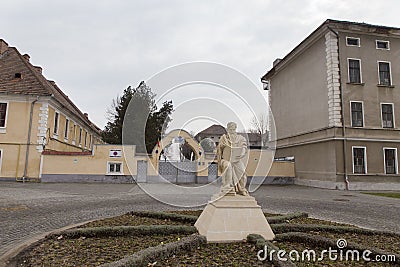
[137,160,147,182]
[208,163,218,182]
[159,161,197,183]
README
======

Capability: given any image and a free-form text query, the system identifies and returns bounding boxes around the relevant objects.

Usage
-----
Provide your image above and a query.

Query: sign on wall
[109,149,122,158]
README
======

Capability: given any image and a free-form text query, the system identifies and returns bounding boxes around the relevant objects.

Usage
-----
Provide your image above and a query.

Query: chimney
[0,39,8,54]
[22,54,30,61]
[273,58,282,67]
[34,66,42,74]
[84,113,89,119]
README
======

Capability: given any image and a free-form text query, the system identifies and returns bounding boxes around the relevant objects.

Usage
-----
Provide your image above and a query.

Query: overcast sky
[2,0,400,133]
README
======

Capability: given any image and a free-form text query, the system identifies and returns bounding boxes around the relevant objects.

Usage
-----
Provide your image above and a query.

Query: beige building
[262,19,400,190]
[195,124,263,147]
[0,39,102,181]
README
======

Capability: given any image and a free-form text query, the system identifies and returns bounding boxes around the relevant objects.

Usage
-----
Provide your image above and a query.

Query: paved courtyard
[0,182,399,263]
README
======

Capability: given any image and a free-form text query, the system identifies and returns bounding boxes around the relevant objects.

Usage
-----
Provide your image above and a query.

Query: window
[381,104,394,128]
[79,127,82,145]
[108,162,122,174]
[353,147,366,174]
[0,149,2,173]
[384,148,397,174]
[89,135,92,148]
[72,124,76,142]
[84,131,87,148]
[376,40,390,50]
[351,102,363,127]
[0,103,7,127]
[348,59,361,83]
[378,61,391,86]
[54,112,59,134]
[64,119,69,139]
[346,37,360,47]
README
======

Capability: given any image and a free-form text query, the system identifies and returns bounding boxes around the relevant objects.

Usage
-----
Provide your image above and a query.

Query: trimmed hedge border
[267,212,309,224]
[275,232,400,264]
[100,234,206,267]
[272,223,400,237]
[247,234,297,267]
[49,225,197,239]
[129,210,308,225]
[129,211,198,224]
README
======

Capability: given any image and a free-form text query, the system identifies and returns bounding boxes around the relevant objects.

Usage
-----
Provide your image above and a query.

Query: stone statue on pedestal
[217,122,249,196]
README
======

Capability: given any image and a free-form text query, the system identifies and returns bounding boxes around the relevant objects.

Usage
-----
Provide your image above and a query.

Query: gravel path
[0,182,399,264]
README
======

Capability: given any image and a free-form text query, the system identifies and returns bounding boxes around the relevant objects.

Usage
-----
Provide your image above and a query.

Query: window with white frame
[348,59,362,83]
[376,40,390,50]
[381,104,394,128]
[64,119,69,139]
[378,61,392,86]
[72,124,76,141]
[384,148,397,174]
[79,127,82,145]
[108,162,122,174]
[346,37,360,47]
[353,147,366,174]
[0,103,7,128]
[53,112,59,134]
[351,102,363,127]
[84,131,87,148]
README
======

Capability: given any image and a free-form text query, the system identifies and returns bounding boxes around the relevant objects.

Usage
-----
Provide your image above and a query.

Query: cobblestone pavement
[0,182,399,262]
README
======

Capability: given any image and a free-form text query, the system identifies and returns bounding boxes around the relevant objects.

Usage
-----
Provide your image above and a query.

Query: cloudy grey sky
[2,0,400,132]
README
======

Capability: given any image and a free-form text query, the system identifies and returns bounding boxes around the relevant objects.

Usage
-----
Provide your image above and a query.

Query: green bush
[129,211,198,224]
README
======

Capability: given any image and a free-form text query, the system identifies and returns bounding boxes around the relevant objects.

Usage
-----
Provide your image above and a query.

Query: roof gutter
[327,26,349,190]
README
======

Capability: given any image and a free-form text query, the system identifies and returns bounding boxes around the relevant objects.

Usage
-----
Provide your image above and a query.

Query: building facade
[262,19,400,190]
[0,39,102,180]
[195,124,262,147]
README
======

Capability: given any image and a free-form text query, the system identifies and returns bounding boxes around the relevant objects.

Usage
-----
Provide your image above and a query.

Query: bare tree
[250,113,269,147]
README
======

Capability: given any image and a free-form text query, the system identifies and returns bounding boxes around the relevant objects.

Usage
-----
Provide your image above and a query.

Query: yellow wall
[0,99,102,179]
[246,150,295,177]
[42,145,136,175]
[44,106,98,153]
[0,100,42,179]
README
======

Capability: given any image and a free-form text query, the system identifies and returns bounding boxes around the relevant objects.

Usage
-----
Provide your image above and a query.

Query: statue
[165,137,184,162]
[217,122,249,196]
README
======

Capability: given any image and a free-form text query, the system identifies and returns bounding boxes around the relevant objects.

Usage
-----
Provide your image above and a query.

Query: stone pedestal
[194,194,275,242]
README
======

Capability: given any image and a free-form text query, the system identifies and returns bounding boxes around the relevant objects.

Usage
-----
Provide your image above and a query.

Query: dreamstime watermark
[257,238,396,263]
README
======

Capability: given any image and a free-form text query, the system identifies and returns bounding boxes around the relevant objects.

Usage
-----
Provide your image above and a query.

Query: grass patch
[362,192,400,199]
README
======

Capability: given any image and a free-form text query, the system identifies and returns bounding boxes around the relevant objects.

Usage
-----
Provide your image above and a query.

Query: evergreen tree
[102,81,173,153]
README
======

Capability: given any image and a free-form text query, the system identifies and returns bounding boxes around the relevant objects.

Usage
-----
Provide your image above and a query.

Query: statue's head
[227,122,237,134]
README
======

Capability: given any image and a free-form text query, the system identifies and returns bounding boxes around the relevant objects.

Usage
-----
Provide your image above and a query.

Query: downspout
[22,97,39,181]
[328,26,349,190]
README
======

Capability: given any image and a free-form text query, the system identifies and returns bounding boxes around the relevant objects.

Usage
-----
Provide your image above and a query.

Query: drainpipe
[328,26,349,190]
[22,97,39,181]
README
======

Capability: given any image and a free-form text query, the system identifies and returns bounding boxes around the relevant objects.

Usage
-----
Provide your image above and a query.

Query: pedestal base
[194,194,275,242]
